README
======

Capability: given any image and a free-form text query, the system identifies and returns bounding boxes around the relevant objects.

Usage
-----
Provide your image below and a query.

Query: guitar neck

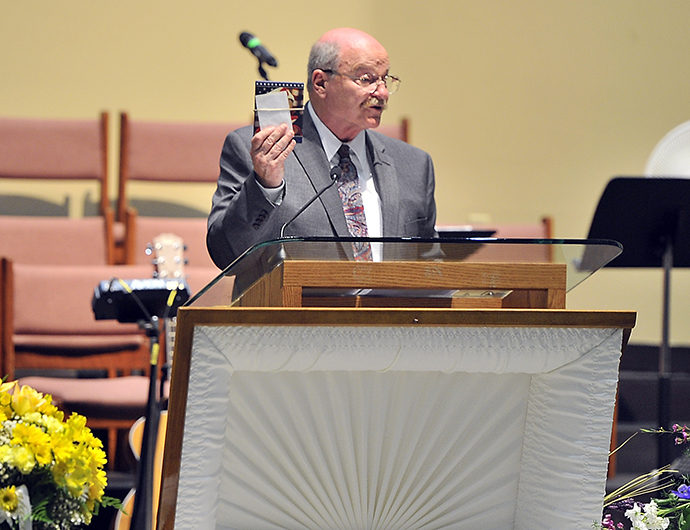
[149,232,186,375]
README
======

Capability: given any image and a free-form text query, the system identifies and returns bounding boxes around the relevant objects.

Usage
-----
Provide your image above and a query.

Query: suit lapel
[366,132,400,236]
[293,111,349,236]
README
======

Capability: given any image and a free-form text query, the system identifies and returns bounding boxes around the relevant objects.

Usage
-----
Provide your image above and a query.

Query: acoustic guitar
[113,411,168,530]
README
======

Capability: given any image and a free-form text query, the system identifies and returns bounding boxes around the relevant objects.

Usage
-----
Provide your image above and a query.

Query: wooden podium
[158,238,635,530]
[236,260,567,309]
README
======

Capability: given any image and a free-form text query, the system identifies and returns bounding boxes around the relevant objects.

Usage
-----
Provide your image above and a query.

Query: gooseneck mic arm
[279,166,342,238]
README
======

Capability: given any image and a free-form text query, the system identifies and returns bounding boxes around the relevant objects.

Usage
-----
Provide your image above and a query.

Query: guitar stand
[90,272,189,529]
[129,317,162,530]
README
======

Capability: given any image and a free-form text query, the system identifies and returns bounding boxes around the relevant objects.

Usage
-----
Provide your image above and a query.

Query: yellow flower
[0,383,15,420]
[0,381,16,395]
[0,485,18,513]
[66,413,87,433]
[50,432,73,463]
[0,485,31,527]
[10,446,35,474]
[87,446,107,469]
[88,469,107,501]
[0,382,113,522]
[12,385,49,417]
[11,422,52,466]
[51,460,71,488]
[65,475,85,498]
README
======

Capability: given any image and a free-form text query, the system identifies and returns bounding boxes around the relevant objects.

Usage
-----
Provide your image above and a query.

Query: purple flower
[601,512,626,529]
[608,498,635,511]
[673,424,690,444]
[601,513,616,529]
[672,484,690,499]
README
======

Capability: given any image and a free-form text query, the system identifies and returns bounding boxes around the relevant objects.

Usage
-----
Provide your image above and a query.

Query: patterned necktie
[336,144,372,261]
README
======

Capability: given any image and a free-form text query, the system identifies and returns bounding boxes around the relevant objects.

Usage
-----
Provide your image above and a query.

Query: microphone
[239,32,278,67]
[280,166,342,238]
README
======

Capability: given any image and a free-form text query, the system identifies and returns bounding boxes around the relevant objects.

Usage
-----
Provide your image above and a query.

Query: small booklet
[254,80,304,143]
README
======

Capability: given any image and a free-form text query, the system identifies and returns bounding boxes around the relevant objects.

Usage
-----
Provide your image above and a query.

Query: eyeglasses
[321,70,401,94]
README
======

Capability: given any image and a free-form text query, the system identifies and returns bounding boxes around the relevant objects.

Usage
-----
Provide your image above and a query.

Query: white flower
[625,500,670,530]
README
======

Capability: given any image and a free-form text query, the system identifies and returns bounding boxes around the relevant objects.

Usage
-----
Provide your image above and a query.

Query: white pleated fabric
[175,325,623,530]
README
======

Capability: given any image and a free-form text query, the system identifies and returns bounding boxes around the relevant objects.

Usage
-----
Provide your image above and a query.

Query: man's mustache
[364,97,388,110]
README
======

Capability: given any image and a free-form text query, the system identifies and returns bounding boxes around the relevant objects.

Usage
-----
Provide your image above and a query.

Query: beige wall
[2,1,689,345]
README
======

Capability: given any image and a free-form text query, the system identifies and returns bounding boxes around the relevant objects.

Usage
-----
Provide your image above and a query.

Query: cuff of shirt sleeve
[256,177,285,206]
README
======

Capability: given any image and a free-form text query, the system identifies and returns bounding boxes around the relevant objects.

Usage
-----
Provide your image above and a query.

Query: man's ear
[311,70,328,98]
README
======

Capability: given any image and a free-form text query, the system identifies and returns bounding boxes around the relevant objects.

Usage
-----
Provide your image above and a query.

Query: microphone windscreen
[239,32,254,46]
[330,166,342,181]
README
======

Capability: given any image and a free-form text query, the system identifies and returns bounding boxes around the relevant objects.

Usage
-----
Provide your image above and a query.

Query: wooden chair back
[117,112,248,221]
[0,113,115,261]
[0,112,111,217]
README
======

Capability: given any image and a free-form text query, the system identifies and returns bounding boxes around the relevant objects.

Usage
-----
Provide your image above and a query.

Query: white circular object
[645,120,690,177]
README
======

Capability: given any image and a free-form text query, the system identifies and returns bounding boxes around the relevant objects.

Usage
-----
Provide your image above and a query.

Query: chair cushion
[17,376,169,419]
[13,334,146,353]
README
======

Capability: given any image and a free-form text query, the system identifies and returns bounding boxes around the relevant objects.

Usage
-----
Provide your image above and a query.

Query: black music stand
[587,176,690,467]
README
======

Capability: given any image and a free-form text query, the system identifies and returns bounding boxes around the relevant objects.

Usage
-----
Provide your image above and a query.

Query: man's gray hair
[307,40,341,94]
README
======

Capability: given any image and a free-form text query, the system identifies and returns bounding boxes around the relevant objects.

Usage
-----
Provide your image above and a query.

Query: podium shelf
[188,237,622,310]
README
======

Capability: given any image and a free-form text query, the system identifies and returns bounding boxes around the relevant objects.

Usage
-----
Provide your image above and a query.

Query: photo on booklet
[254,80,304,143]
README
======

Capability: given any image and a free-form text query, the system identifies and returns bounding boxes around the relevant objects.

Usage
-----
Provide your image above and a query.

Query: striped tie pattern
[336,144,372,261]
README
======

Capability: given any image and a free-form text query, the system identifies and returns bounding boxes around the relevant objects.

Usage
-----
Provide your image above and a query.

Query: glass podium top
[187,236,622,308]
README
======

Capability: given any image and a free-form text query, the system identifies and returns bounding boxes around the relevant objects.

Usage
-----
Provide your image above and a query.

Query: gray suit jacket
[207,110,437,269]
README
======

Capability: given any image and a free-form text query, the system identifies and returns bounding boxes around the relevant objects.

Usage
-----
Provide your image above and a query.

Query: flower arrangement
[0,380,120,530]
[598,424,690,530]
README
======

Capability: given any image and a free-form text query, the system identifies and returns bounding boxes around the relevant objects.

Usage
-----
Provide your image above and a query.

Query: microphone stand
[280,166,342,238]
[257,59,269,81]
[129,317,161,530]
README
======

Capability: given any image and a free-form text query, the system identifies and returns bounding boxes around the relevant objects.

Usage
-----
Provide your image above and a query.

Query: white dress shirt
[308,104,383,262]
